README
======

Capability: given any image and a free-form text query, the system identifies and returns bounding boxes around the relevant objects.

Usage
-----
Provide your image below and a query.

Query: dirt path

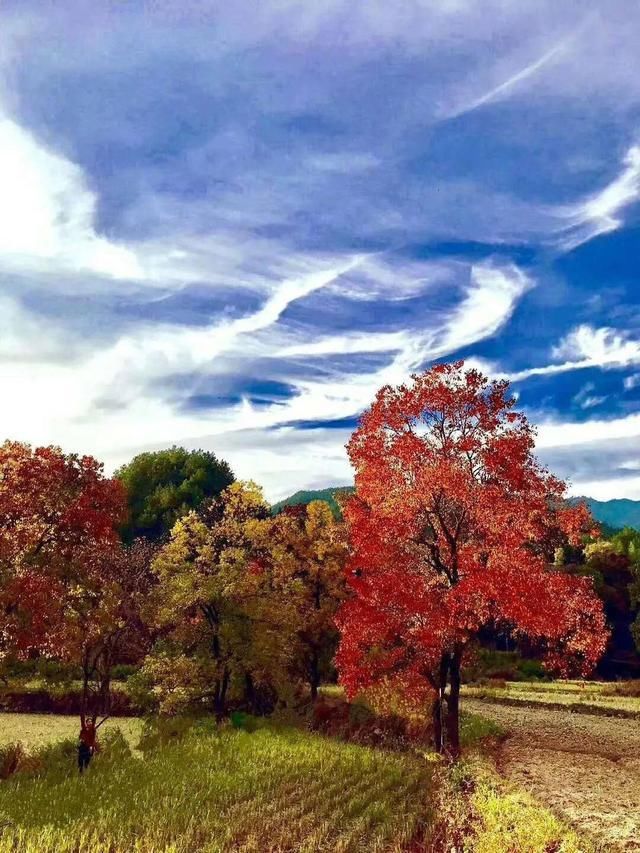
[465,699,640,851]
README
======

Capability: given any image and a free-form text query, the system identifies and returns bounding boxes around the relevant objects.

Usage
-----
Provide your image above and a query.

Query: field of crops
[0,713,142,750]
[0,722,434,853]
[463,679,640,716]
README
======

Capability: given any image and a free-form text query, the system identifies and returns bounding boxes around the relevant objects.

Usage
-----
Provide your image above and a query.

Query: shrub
[515,658,548,681]
[604,679,640,697]
[111,664,138,682]
[0,744,28,780]
[138,716,192,752]
[309,696,427,749]
[463,649,549,684]
[36,660,82,684]
[230,711,259,732]
[0,687,140,716]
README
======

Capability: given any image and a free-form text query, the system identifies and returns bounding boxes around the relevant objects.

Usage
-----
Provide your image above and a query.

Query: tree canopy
[0,440,126,663]
[116,447,234,541]
[336,362,608,756]
[142,481,279,716]
[266,502,348,698]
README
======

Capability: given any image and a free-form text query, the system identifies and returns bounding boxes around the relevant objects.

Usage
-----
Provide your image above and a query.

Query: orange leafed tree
[0,441,126,662]
[336,362,608,756]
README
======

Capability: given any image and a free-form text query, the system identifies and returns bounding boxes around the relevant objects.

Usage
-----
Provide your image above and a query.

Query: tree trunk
[444,648,462,759]
[431,693,443,753]
[309,649,320,701]
[214,667,230,720]
[244,671,254,707]
[431,654,449,754]
[431,647,462,759]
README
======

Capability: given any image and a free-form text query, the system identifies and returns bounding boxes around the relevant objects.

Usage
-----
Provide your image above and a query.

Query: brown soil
[465,698,640,851]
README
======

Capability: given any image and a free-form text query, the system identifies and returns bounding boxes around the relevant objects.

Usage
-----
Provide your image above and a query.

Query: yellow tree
[143,481,283,716]
[268,502,349,700]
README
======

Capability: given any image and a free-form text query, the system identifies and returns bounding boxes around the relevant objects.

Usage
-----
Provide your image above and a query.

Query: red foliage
[335,363,608,750]
[0,441,126,658]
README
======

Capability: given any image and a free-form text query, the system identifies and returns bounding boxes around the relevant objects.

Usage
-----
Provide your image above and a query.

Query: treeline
[0,363,634,757]
[0,442,347,719]
[556,529,640,677]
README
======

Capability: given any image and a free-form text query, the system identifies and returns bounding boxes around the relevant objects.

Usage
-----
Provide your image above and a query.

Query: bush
[310,696,428,749]
[36,660,82,684]
[230,711,259,732]
[0,744,28,780]
[111,664,138,682]
[604,679,640,697]
[0,687,140,716]
[138,716,193,752]
[514,658,548,681]
[463,649,549,684]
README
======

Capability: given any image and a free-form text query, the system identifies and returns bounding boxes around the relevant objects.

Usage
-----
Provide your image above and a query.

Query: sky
[1,1,640,502]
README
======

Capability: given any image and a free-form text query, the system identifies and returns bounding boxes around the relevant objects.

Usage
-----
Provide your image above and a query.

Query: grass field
[463,679,640,716]
[0,723,434,853]
[0,713,142,750]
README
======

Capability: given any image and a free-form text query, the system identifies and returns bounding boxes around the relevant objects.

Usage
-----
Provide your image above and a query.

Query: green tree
[116,447,234,541]
[582,540,639,669]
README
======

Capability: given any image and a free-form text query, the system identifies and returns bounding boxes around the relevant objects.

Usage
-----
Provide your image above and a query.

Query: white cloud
[566,475,640,502]
[0,117,145,279]
[307,152,380,173]
[508,325,640,382]
[442,22,583,120]
[0,255,532,500]
[572,382,607,410]
[434,262,532,355]
[536,412,640,450]
[535,414,640,500]
[554,144,640,249]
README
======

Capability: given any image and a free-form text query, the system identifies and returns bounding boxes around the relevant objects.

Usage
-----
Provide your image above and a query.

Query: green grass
[463,680,640,715]
[0,723,434,852]
[459,712,504,747]
[439,754,595,853]
[0,713,142,751]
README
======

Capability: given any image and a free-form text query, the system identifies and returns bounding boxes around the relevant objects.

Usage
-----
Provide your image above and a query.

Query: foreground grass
[434,752,599,853]
[0,713,142,751]
[0,723,433,853]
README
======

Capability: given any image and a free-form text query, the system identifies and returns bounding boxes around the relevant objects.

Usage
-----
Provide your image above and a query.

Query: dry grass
[463,680,640,716]
[464,698,640,851]
[0,722,434,852]
[0,713,142,751]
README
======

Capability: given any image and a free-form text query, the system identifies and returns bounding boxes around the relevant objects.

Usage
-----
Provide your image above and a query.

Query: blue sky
[1,1,640,501]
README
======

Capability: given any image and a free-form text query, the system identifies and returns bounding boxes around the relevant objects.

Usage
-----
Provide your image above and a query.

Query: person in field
[78,713,106,773]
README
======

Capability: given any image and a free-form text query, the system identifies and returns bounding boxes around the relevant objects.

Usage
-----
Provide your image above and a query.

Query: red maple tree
[0,441,126,661]
[336,363,608,756]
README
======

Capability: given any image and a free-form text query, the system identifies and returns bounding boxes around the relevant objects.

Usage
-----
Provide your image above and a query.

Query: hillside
[274,488,640,532]
[271,486,354,518]
[574,497,640,532]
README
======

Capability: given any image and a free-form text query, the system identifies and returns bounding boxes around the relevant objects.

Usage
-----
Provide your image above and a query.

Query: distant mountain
[571,497,640,533]
[273,488,640,533]
[271,486,354,518]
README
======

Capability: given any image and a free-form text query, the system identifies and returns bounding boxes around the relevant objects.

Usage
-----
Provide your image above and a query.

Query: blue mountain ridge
[272,488,640,532]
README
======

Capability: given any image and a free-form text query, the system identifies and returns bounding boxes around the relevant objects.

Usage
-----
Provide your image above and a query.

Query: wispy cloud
[554,144,640,249]
[442,22,585,120]
[1,0,640,502]
[507,325,640,383]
